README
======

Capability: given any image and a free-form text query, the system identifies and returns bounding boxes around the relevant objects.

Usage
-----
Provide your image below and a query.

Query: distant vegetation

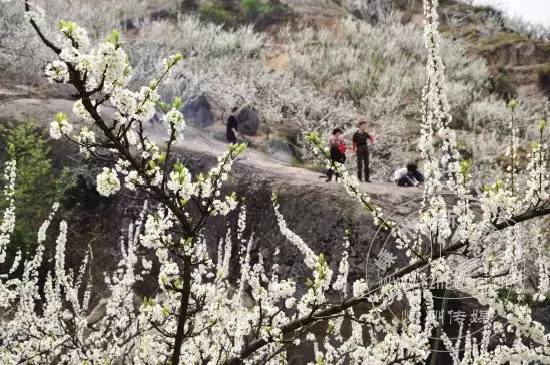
[198,0,287,26]
[0,120,73,253]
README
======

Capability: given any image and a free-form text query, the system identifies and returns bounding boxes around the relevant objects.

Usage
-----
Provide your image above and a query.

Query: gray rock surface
[236,105,260,136]
[266,137,295,163]
[182,93,215,127]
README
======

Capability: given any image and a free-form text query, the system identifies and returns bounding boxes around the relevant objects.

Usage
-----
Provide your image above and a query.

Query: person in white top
[392,166,408,182]
[392,161,424,187]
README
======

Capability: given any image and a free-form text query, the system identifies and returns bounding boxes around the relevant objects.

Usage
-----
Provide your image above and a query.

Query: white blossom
[45,60,69,83]
[164,108,186,137]
[23,3,44,23]
[49,112,72,139]
[111,87,138,117]
[72,99,94,122]
[96,167,120,197]
[166,163,193,201]
[75,126,95,157]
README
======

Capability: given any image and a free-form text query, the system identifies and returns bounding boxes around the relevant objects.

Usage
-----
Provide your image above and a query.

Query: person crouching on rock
[352,120,375,182]
[392,161,424,187]
[226,106,239,144]
[326,127,347,182]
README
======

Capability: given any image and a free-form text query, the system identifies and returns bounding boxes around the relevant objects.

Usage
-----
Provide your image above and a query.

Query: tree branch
[225,203,550,364]
[24,1,61,55]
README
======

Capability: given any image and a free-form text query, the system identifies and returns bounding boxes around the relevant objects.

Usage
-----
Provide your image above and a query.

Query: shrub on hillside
[490,73,518,100]
[198,2,238,25]
[241,0,276,14]
[0,120,73,252]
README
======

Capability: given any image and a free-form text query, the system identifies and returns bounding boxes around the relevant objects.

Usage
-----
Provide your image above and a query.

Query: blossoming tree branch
[0,0,549,364]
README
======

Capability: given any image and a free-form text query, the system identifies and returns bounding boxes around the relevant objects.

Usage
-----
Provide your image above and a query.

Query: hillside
[159,0,550,101]
[1,1,550,363]
[399,0,550,101]
[1,0,547,252]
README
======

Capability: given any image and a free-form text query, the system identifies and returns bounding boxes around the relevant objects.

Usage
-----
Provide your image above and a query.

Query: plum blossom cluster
[523,119,549,207]
[167,161,193,201]
[45,60,70,83]
[49,112,72,139]
[96,167,121,197]
[0,196,151,363]
[0,159,16,265]
[22,1,44,23]
[75,126,96,157]
[129,197,347,364]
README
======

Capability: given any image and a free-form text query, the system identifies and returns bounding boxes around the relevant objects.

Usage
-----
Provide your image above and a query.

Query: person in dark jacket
[326,128,347,182]
[393,161,424,187]
[352,120,375,182]
[226,107,239,144]
[406,161,424,185]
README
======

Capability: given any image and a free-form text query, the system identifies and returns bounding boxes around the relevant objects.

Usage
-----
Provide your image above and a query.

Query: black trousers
[397,175,414,187]
[226,133,237,144]
[327,147,346,181]
[356,147,369,181]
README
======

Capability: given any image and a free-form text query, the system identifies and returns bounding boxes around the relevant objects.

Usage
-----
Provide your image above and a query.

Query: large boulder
[266,138,295,163]
[236,106,260,136]
[182,94,215,127]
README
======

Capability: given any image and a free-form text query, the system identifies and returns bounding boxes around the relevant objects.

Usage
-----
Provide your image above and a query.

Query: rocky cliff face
[175,143,422,288]
[0,91,421,299]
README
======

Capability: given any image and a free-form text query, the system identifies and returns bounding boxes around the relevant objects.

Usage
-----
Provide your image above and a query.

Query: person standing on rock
[226,106,239,144]
[326,127,347,182]
[352,120,375,182]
